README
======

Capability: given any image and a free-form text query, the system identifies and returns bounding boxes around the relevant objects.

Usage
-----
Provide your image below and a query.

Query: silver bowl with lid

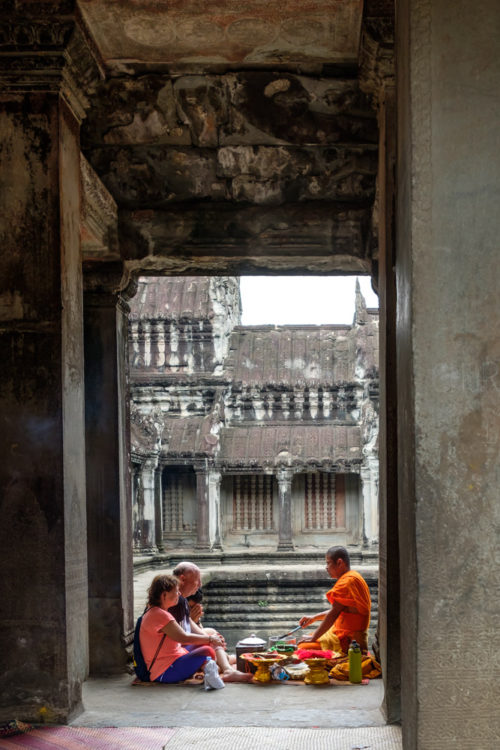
[235,633,267,672]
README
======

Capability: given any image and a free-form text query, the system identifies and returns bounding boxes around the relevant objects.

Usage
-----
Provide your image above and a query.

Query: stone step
[135,549,380,572]
[204,579,377,593]
[203,587,378,605]
[206,602,379,613]
[205,602,379,617]
[202,576,379,650]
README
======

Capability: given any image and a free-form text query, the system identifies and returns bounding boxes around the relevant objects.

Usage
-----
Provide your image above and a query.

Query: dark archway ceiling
[79,0,394,275]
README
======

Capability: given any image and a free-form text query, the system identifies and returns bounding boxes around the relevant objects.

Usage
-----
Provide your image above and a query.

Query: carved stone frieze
[0,19,74,49]
[83,73,377,148]
[80,153,119,260]
[130,403,165,454]
[0,7,104,121]
[358,17,395,106]
[61,21,104,120]
[86,143,377,209]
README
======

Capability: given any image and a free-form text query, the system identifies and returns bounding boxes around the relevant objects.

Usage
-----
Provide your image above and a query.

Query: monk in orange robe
[298,546,371,654]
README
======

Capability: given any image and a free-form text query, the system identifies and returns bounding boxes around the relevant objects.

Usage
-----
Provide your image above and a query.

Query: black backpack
[133,613,166,682]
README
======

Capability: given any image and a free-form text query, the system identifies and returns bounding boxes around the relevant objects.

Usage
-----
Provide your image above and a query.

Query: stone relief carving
[0,21,74,49]
[358,17,395,106]
[0,13,103,117]
[80,153,119,259]
[130,404,165,453]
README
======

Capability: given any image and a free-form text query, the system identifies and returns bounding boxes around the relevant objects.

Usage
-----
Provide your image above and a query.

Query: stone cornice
[0,5,104,120]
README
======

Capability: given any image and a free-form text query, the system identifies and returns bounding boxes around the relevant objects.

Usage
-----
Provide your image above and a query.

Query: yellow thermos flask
[348,639,362,683]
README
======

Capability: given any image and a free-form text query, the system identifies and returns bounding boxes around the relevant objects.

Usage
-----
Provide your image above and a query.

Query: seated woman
[140,574,225,684]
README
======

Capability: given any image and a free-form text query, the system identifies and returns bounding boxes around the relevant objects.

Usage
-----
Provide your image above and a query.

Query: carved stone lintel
[119,203,372,271]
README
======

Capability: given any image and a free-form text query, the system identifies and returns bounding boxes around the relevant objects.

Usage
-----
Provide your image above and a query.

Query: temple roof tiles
[162,415,220,457]
[218,424,362,468]
[129,277,215,321]
[133,410,363,467]
[225,325,364,385]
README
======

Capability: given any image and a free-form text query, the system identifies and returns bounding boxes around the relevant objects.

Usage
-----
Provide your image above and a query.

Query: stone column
[0,7,102,722]
[360,460,379,546]
[137,456,159,552]
[208,470,222,549]
[154,465,164,551]
[195,466,211,550]
[83,264,134,674]
[397,2,500,746]
[374,85,401,724]
[276,468,294,551]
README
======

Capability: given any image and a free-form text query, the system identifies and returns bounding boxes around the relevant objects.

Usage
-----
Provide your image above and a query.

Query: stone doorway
[127,273,381,657]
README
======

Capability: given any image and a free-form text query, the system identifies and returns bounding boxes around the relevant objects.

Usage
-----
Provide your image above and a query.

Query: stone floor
[162,726,402,749]
[75,673,386,729]
[69,564,401,748]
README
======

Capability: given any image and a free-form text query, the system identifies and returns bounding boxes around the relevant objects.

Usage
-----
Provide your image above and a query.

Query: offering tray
[302,657,330,685]
[241,652,286,683]
[268,642,295,664]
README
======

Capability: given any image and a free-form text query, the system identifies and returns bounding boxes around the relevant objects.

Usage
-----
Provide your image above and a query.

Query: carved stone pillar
[276,468,294,551]
[136,456,158,552]
[83,264,135,674]
[155,465,164,551]
[0,5,103,721]
[361,459,379,546]
[208,470,222,549]
[195,466,211,550]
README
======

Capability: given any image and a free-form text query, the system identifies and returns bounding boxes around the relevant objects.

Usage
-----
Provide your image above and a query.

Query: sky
[240,276,379,326]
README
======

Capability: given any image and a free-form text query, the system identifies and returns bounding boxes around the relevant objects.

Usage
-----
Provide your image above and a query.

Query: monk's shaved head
[326,546,350,568]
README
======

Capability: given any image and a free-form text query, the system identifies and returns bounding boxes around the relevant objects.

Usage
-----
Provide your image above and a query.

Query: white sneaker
[203,658,225,690]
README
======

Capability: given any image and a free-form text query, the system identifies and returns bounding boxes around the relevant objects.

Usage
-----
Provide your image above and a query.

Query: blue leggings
[155,646,215,683]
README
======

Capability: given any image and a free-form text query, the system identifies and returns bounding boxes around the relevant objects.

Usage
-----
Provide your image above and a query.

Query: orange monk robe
[319,570,371,654]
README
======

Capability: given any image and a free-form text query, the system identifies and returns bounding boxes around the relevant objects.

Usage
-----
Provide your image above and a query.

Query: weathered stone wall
[397,0,500,746]
[82,73,378,275]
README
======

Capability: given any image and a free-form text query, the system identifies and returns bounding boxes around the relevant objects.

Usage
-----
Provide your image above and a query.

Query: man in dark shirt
[169,561,249,682]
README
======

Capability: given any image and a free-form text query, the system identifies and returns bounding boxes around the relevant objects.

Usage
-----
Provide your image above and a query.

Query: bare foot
[221,669,253,683]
